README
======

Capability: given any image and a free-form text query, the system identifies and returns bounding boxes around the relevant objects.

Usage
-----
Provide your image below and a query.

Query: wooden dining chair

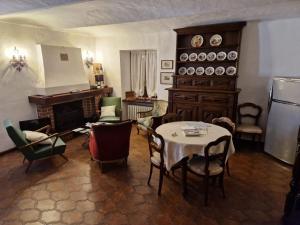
[212,117,235,176]
[184,135,231,206]
[147,128,166,195]
[236,102,263,142]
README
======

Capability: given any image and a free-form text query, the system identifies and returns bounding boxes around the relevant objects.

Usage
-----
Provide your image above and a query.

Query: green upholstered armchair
[137,100,168,134]
[3,120,67,173]
[98,97,122,123]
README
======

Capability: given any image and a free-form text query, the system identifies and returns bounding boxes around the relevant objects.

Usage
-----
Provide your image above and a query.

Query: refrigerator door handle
[268,84,274,114]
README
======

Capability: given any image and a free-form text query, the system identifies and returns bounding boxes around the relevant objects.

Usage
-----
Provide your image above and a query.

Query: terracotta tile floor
[0,127,291,225]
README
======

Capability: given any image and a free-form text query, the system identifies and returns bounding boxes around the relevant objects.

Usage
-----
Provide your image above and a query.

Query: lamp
[95,75,104,88]
[85,51,94,68]
[9,47,27,72]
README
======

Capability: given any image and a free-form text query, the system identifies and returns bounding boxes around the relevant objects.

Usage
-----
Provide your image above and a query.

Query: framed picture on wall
[161,60,173,69]
[160,72,173,85]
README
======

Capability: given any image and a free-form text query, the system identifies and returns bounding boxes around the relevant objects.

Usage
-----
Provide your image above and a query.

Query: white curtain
[130,51,146,96]
[145,50,157,97]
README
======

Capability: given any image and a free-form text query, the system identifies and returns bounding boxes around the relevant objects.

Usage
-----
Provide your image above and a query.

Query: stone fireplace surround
[28,88,113,131]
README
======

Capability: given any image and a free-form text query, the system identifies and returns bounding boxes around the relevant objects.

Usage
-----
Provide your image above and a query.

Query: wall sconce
[9,47,27,72]
[85,51,94,68]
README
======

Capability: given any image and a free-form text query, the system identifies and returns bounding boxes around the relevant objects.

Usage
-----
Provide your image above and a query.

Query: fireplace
[28,87,113,131]
[53,100,84,132]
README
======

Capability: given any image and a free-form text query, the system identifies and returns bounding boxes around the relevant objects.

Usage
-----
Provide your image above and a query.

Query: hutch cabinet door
[198,105,232,122]
[173,103,198,121]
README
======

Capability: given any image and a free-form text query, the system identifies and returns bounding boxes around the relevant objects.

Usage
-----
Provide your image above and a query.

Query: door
[265,101,300,164]
[199,105,231,122]
[173,103,197,121]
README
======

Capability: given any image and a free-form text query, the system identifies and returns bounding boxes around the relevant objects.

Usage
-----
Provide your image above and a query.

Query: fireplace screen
[53,100,84,131]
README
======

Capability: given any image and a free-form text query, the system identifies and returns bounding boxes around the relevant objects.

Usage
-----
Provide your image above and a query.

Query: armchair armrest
[19,133,60,150]
[35,125,51,135]
[137,109,153,118]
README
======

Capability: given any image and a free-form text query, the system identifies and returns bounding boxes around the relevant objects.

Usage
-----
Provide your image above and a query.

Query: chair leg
[25,161,33,173]
[124,157,128,167]
[59,154,68,161]
[226,161,231,176]
[137,126,140,135]
[147,164,153,185]
[158,167,164,196]
[219,174,226,198]
[204,176,209,206]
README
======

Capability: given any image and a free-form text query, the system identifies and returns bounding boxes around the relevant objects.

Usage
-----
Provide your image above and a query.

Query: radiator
[127,104,152,120]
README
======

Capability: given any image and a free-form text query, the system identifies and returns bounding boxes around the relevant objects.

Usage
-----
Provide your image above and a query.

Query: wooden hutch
[168,22,246,122]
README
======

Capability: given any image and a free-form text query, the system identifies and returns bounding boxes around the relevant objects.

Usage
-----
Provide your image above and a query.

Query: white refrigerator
[265,77,300,165]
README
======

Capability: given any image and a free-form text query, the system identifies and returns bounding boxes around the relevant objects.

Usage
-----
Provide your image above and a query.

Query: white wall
[0,22,96,152]
[96,31,176,99]
[238,18,300,131]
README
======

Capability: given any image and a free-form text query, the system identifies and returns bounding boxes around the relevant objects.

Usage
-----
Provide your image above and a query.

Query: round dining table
[156,121,235,171]
[156,121,235,194]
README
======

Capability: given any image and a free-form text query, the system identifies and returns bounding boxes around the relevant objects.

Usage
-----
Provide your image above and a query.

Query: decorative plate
[226,66,237,76]
[215,66,225,75]
[207,52,217,61]
[187,67,195,75]
[205,67,214,75]
[217,51,227,61]
[198,52,207,61]
[227,51,238,60]
[191,35,204,48]
[178,67,187,75]
[189,53,198,61]
[210,34,222,46]
[196,67,205,75]
[179,53,188,61]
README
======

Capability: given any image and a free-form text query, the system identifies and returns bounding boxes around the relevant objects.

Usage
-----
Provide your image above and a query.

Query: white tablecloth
[156,121,235,170]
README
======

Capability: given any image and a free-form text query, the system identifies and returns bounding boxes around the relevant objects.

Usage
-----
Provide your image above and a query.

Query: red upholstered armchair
[89,120,132,171]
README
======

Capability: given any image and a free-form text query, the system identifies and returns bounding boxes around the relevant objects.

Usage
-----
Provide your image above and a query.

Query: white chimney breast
[36,44,90,95]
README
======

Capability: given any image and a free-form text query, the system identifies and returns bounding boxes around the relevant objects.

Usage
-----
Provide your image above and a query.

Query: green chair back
[3,119,29,148]
[101,97,121,111]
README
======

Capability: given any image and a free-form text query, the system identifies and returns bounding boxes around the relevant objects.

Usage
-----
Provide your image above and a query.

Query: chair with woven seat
[98,97,122,123]
[137,100,168,134]
[236,102,263,142]
[147,128,166,195]
[184,135,231,206]
[3,119,67,173]
[212,117,235,176]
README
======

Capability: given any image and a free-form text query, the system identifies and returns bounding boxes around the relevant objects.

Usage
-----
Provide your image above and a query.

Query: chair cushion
[236,124,263,134]
[100,105,116,118]
[23,130,53,145]
[151,151,161,166]
[137,116,153,128]
[188,158,223,176]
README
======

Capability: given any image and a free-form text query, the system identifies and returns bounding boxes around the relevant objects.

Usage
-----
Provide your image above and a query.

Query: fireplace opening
[53,100,84,131]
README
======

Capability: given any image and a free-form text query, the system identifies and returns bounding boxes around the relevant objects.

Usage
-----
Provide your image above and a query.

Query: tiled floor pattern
[0,127,291,225]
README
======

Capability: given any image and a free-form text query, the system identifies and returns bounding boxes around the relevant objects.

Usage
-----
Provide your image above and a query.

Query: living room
[0,1,300,225]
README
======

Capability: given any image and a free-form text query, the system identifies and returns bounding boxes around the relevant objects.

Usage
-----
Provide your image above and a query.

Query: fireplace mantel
[29,87,113,105]
[28,87,113,130]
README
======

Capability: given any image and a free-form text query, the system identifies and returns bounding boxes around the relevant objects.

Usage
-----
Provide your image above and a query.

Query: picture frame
[161,60,173,69]
[160,72,173,85]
